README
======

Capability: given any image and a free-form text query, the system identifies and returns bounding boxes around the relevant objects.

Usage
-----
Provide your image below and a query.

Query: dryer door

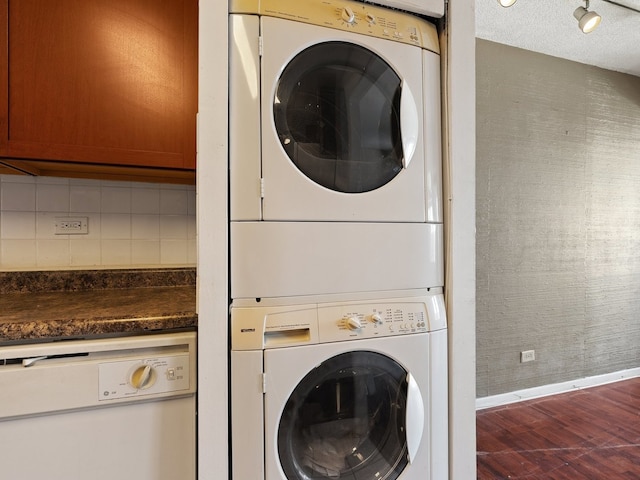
[273,41,406,195]
[259,17,429,222]
[275,351,420,480]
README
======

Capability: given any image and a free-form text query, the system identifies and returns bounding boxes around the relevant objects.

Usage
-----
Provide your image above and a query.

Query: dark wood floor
[477,377,640,479]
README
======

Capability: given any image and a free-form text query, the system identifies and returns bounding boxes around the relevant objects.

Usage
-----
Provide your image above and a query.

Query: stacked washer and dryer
[228,0,447,479]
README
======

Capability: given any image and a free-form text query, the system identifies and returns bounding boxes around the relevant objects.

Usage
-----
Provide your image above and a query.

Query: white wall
[196,0,229,478]
[0,174,196,270]
[444,0,477,477]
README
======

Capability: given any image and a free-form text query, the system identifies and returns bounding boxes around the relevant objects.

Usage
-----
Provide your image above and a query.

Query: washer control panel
[98,353,190,401]
[232,292,446,349]
[318,301,430,343]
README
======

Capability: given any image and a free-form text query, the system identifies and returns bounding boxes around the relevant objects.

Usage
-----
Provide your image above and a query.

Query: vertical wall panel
[584,70,640,375]
[476,39,640,396]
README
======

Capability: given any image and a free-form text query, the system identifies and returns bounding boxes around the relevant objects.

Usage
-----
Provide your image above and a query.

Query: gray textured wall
[476,39,640,397]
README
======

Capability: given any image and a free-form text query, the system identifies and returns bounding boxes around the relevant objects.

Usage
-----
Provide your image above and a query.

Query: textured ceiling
[475,0,640,77]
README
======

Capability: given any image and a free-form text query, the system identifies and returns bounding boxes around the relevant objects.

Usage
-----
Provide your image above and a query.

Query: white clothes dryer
[231,290,448,480]
[229,0,444,300]
[230,0,442,224]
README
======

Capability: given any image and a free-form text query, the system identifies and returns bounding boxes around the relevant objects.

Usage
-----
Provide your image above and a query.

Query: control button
[366,13,376,24]
[345,316,362,331]
[167,368,176,380]
[341,7,356,24]
[370,313,383,324]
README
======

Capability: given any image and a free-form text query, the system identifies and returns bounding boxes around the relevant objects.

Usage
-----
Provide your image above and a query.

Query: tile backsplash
[0,175,196,270]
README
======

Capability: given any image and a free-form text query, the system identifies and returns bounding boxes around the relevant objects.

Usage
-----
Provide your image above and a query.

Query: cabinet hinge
[258,36,263,57]
[262,373,267,393]
[260,178,265,198]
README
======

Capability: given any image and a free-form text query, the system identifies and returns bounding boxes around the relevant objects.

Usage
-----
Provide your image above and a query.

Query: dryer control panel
[230,0,439,53]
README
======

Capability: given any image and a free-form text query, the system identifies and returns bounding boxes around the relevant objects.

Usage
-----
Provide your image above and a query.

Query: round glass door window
[274,42,403,194]
[277,351,410,480]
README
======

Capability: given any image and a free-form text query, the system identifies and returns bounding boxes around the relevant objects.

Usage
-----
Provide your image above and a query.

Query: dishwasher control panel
[98,353,191,401]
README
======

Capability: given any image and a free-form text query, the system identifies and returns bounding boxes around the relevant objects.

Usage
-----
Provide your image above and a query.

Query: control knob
[129,364,157,390]
[341,7,356,24]
[345,316,362,331]
[369,313,383,324]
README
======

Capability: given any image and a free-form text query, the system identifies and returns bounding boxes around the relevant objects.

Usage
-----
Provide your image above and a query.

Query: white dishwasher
[0,331,196,480]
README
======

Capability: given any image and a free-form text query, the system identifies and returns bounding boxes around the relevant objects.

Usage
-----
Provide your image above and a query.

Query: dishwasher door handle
[22,356,49,367]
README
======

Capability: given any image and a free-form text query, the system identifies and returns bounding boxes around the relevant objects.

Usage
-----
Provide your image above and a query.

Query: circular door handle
[405,372,425,463]
[400,80,419,169]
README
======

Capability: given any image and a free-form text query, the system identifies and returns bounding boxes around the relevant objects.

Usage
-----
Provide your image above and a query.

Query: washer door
[277,351,418,480]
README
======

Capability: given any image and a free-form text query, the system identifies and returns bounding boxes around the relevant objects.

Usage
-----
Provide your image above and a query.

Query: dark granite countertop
[0,268,196,345]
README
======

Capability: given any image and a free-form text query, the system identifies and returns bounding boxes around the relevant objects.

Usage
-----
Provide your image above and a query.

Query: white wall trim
[476,368,640,410]
[197,1,229,478]
[442,0,477,477]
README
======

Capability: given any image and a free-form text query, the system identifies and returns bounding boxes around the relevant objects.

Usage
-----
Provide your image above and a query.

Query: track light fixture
[498,0,608,34]
[573,0,602,33]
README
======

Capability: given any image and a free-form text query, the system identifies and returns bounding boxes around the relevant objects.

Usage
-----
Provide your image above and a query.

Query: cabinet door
[0,0,197,170]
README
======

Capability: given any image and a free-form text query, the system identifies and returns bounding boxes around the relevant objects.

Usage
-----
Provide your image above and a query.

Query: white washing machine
[229,0,444,299]
[231,290,448,480]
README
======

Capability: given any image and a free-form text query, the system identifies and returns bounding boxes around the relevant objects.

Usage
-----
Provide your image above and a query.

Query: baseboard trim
[476,367,640,410]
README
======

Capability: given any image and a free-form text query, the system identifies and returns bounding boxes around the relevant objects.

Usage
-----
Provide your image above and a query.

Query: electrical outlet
[521,350,536,363]
[55,216,88,235]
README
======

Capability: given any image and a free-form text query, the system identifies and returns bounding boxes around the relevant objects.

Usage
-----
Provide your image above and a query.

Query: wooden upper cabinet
[0,0,197,173]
